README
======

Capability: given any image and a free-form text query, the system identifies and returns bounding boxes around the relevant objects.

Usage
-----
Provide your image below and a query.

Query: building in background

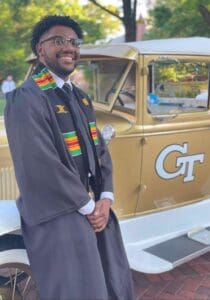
[110,0,156,43]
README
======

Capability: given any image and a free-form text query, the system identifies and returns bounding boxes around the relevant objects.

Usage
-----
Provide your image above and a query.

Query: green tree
[88,0,139,42]
[0,0,120,83]
[145,0,210,40]
[199,4,210,27]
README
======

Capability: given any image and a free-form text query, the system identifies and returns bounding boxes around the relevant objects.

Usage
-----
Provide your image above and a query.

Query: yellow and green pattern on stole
[63,131,81,157]
[89,122,99,146]
[32,68,57,90]
[63,122,98,157]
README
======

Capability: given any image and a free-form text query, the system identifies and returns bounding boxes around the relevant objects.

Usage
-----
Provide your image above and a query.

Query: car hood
[95,109,133,134]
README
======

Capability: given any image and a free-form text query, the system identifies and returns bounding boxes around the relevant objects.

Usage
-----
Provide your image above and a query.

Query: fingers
[92,217,108,232]
[88,215,107,227]
[94,223,107,233]
[87,214,109,232]
[86,199,111,232]
[92,216,106,228]
[88,214,108,225]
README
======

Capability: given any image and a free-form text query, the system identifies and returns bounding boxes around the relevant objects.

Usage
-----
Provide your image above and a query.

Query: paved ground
[132,252,210,299]
[2,251,210,299]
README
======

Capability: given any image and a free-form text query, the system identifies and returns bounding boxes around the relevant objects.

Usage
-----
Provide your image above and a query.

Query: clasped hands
[87,198,111,233]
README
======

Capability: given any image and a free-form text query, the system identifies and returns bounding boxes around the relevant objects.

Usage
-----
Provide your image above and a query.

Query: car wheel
[0,262,39,300]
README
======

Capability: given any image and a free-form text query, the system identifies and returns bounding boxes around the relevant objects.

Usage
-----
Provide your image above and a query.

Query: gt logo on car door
[155,143,204,182]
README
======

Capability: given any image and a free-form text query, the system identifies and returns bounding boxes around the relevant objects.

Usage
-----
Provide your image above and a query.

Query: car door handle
[152,114,177,121]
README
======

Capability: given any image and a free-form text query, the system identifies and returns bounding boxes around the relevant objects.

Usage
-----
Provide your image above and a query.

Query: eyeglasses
[39,35,83,48]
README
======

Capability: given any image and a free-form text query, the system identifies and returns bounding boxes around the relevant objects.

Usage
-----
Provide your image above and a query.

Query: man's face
[36,25,80,80]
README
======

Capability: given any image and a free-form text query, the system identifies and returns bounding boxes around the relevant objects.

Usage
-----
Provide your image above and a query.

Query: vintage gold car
[1,37,210,292]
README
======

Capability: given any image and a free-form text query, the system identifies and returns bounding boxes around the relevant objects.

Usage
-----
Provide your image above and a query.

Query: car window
[148,60,210,115]
[72,59,136,114]
[113,64,136,114]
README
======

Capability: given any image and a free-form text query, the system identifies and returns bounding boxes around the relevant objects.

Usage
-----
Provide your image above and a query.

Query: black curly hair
[31,15,83,55]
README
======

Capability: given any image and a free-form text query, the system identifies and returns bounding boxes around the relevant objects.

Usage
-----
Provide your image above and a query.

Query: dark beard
[38,61,77,79]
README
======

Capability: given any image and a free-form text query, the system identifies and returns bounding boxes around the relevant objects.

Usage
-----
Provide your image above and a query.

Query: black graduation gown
[4,67,134,300]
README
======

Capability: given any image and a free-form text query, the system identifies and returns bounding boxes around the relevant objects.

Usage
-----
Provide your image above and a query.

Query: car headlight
[101,124,115,144]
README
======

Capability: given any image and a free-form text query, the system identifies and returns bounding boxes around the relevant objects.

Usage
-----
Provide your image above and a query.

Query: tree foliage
[88,0,139,42]
[0,0,120,83]
[145,0,210,40]
[199,4,210,27]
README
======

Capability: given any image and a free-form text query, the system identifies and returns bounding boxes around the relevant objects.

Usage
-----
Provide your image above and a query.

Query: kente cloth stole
[32,67,99,161]
[62,82,96,176]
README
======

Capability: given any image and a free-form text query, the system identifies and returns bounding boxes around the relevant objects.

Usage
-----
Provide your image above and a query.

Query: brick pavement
[2,252,210,299]
[132,252,210,299]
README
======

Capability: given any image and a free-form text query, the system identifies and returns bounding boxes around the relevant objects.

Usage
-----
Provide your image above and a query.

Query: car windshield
[148,60,210,114]
[71,59,136,114]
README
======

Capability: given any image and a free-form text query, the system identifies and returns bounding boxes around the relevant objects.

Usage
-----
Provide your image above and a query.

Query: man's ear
[36,43,43,58]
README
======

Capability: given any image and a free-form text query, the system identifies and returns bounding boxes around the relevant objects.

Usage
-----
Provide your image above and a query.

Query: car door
[137,55,210,214]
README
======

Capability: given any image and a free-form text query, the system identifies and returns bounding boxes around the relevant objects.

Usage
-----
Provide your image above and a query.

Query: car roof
[128,37,210,55]
[26,37,210,63]
[82,37,210,59]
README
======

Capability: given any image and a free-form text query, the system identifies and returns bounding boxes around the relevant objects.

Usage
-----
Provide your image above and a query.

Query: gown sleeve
[97,129,113,193]
[4,85,91,225]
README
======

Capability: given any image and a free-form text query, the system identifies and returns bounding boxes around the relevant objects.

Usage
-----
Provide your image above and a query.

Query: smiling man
[4,15,134,299]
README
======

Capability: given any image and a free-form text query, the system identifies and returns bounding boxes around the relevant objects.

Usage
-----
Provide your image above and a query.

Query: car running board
[144,228,210,270]
[119,198,210,274]
[125,230,210,274]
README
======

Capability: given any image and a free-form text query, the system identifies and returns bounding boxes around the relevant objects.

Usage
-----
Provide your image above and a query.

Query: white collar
[48,70,73,90]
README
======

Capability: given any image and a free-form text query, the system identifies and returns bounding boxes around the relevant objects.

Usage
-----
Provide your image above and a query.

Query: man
[1,75,16,96]
[5,15,134,300]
